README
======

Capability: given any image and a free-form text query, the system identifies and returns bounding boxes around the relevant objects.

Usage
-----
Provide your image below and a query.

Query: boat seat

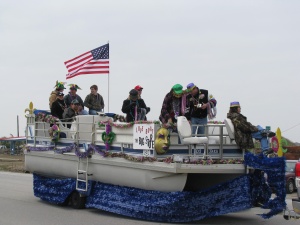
[208,136,220,144]
[177,116,208,157]
[224,118,244,156]
[224,118,235,143]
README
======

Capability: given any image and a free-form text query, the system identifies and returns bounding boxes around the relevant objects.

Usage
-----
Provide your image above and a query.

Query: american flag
[64,44,109,79]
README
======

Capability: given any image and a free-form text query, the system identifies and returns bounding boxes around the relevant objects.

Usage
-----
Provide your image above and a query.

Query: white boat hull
[25,152,187,192]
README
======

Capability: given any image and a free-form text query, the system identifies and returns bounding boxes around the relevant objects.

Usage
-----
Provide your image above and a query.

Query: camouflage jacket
[227,112,258,150]
[84,93,104,111]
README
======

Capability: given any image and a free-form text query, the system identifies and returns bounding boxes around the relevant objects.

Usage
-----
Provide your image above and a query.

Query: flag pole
[107,41,110,112]
[108,71,109,112]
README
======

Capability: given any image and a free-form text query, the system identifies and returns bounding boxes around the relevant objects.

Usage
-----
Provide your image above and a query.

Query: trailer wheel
[286,180,295,194]
[70,191,86,209]
[283,215,290,220]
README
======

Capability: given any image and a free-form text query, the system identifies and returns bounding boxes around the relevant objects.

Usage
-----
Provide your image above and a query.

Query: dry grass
[0,154,25,173]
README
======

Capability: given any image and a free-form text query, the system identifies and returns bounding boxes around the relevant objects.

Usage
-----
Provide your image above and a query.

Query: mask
[154,128,170,155]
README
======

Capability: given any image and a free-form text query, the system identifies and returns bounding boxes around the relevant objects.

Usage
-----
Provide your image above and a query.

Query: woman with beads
[121,89,149,122]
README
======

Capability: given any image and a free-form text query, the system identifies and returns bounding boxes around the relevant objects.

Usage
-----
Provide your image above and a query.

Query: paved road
[0,171,298,225]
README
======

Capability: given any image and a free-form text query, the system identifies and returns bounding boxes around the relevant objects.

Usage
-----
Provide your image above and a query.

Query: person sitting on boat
[64,84,84,109]
[78,105,88,115]
[63,99,79,128]
[122,89,149,122]
[159,84,186,126]
[134,85,150,119]
[185,83,217,136]
[50,92,67,120]
[49,81,66,109]
[84,84,105,115]
[227,101,275,154]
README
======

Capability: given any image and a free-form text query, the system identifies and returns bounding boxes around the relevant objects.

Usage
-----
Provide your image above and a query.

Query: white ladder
[76,157,92,192]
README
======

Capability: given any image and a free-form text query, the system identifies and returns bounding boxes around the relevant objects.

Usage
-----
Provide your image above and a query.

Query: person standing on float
[134,85,150,120]
[185,83,217,136]
[159,84,186,125]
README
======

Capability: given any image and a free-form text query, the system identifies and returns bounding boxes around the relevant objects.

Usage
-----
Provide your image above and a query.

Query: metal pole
[108,72,109,112]
[107,40,110,112]
[107,41,110,113]
[17,115,19,137]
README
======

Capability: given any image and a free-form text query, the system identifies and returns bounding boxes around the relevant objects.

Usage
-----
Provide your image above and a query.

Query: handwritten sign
[133,124,154,150]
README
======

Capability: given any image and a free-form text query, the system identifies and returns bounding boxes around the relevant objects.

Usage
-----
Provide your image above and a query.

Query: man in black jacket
[51,92,67,120]
[185,83,217,136]
[122,89,149,122]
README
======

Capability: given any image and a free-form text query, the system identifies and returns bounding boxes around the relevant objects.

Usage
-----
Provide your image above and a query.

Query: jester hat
[54,80,66,90]
[68,84,81,91]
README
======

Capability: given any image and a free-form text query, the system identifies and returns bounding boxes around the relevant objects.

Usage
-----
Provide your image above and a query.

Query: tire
[283,215,290,220]
[70,191,86,209]
[286,180,295,194]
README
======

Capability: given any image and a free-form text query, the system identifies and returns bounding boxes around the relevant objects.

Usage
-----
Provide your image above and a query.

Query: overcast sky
[1,0,299,142]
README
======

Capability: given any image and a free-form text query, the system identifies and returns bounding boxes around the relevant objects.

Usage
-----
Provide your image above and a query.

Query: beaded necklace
[172,98,181,118]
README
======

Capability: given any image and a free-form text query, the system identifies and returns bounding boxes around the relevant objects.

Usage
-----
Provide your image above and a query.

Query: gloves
[146,107,150,113]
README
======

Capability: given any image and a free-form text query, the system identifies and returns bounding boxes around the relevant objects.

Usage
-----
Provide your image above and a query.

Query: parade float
[24,102,287,222]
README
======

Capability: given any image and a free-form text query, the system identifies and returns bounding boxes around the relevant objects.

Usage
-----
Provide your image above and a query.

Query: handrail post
[219,125,224,159]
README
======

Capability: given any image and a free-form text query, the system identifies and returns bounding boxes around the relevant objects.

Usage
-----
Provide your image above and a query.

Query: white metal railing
[25,115,240,159]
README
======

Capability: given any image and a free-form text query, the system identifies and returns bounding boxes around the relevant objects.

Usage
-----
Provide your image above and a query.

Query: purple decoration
[105,123,111,150]
[26,144,75,154]
[74,144,93,158]
[27,145,55,152]
[88,144,105,156]
[54,144,76,154]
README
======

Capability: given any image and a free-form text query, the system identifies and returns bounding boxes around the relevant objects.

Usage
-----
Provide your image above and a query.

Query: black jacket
[51,99,66,120]
[64,93,84,108]
[121,99,149,122]
[63,107,78,128]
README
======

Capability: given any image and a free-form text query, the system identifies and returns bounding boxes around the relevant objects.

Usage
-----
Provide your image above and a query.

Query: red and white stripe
[64,51,109,79]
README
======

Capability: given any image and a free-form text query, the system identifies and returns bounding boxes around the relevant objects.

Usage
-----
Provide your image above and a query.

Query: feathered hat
[68,84,81,90]
[54,81,66,90]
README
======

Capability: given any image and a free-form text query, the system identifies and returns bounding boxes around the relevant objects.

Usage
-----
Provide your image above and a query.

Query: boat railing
[93,122,241,160]
[25,114,107,145]
[25,115,241,160]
